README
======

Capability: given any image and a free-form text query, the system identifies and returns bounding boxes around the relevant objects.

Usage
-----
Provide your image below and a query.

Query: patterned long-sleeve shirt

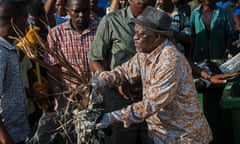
[0,37,29,143]
[46,20,98,89]
[99,40,213,143]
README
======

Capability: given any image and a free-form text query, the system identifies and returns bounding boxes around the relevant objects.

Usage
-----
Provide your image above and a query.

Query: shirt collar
[126,7,135,25]
[171,5,179,16]
[63,19,98,34]
[146,39,170,63]
[0,36,17,50]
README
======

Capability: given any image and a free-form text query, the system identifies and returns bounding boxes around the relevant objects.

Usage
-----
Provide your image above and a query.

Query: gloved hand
[95,112,116,129]
[90,72,108,93]
[232,39,240,49]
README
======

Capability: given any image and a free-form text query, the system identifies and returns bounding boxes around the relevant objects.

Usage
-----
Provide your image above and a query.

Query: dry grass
[10,23,103,143]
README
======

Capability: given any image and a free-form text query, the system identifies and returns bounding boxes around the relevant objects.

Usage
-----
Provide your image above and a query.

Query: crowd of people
[0,0,240,143]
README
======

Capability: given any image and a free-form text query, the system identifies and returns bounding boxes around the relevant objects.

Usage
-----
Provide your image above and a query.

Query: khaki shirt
[88,7,136,70]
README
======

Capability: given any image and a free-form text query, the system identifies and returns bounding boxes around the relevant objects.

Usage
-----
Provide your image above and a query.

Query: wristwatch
[206,74,212,81]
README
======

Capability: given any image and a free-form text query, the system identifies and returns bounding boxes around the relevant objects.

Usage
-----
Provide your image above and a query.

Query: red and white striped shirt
[46,20,98,89]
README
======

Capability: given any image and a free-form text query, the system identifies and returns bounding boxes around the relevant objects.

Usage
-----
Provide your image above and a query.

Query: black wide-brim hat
[132,6,172,37]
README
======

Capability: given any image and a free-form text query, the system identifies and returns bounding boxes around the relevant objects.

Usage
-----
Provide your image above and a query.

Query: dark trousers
[102,87,148,144]
[202,87,233,144]
[105,121,149,144]
[16,141,25,144]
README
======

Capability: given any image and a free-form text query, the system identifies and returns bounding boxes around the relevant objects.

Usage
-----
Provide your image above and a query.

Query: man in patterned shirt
[95,6,213,143]
[46,0,98,107]
[88,0,156,143]
[0,1,30,144]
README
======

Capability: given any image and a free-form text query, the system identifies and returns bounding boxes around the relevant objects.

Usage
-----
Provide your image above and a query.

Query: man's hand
[0,120,15,144]
[210,73,238,84]
[117,85,134,101]
[117,82,141,101]
[90,72,107,95]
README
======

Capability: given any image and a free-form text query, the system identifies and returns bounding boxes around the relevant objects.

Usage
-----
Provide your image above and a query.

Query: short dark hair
[27,0,45,18]
[67,0,90,7]
[0,1,26,24]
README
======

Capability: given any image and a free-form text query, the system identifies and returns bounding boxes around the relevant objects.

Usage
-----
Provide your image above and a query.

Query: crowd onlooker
[54,0,70,25]
[0,1,30,144]
[25,0,99,143]
[27,0,51,40]
[90,0,106,21]
[107,0,129,13]
[190,0,235,143]
[46,0,98,108]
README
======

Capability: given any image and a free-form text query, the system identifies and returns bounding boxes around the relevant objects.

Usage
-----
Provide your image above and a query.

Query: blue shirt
[97,0,110,10]
[54,13,70,25]
[0,37,29,142]
[216,0,232,9]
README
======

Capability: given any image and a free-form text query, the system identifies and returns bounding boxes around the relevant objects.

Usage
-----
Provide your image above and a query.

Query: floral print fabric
[99,40,213,143]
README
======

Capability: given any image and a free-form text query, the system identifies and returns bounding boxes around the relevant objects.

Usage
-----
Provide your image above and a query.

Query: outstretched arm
[189,60,237,84]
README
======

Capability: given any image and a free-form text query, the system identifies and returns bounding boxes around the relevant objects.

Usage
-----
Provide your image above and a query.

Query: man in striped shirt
[46,0,98,108]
